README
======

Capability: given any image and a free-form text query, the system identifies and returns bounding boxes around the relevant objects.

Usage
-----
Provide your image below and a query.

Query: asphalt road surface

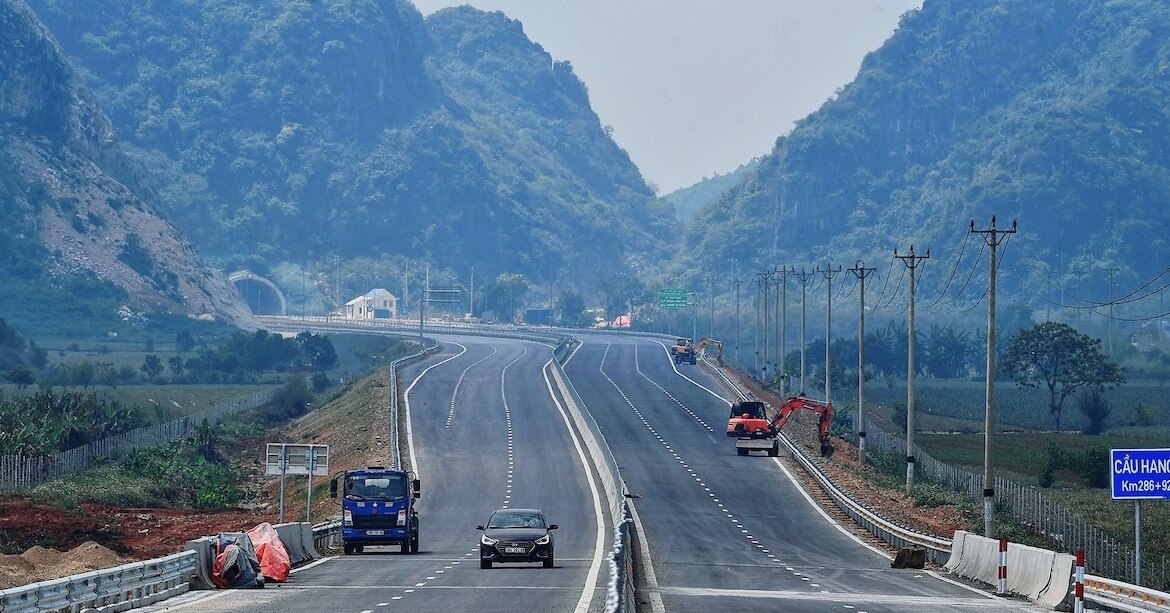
[142,327,1040,612]
[562,334,1038,613]
[146,335,612,613]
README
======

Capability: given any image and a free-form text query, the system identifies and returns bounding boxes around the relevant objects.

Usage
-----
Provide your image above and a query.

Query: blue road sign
[1111,448,1170,500]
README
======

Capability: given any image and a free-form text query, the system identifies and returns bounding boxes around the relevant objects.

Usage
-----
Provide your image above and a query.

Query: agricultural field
[863,380,1170,432]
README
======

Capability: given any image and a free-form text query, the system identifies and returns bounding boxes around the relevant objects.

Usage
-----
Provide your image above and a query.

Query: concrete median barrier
[183,537,217,590]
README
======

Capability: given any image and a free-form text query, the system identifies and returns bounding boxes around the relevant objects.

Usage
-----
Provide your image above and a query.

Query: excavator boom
[726,396,834,457]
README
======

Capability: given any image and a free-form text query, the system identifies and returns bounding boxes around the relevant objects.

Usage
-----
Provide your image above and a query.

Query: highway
[146,335,612,613]
[142,326,1039,612]
[563,334,1036,612]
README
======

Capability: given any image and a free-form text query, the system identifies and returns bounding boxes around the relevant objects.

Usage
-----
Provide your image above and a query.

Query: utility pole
[775,267,791,397]
[794,267,816,395]
[758,271,775,382]
[849,261,878,464]
[470,267,475,319]
[1106,267,1119,355]
[709,273,716,339]
[733,263,742,363]
[818,264,844,404]
[754,276,762,376]
[972,216,1016,538]
[894,244,930,494]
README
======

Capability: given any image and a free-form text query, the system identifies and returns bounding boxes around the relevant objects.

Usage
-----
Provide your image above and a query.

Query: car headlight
[480,534,498,546]
[534,534,550,545]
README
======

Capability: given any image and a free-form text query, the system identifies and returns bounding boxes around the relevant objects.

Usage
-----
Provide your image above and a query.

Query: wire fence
[0,389,276,490]
[864,419,1169,590]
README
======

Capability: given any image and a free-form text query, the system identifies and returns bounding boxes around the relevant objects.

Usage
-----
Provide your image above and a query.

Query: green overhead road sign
[658,288,689,308]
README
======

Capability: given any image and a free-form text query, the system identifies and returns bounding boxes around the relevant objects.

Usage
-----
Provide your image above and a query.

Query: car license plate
[505,547,525,554]
[367,530,384,536]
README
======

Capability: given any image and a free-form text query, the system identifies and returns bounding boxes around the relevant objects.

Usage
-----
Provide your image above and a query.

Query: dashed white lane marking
[631,344,714,432]
[446,345,499,427]
[598,342,814,589]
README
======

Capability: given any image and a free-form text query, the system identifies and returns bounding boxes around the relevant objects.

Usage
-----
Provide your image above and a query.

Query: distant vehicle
[726,396,834,457]
[476,508,557,569]
[670,337,723,365]
[330,466,420,555]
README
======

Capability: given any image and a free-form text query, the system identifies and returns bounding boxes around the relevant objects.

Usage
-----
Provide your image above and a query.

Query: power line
[923,228,971,308]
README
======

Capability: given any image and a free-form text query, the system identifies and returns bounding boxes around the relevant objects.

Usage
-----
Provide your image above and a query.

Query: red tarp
[247,522,291,582]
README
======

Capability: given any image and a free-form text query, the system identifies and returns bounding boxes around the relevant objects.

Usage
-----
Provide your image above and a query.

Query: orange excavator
[670,337,724,366]
[726,396,834,457]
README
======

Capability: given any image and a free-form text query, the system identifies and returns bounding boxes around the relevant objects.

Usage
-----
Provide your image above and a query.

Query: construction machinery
[726,396,834,457]
[670,338,696,364]
[670,337,723,365]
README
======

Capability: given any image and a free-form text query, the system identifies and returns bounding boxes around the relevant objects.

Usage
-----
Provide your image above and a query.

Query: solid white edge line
[563,337,584,367]
[403,342,468,483]
[626,499,666,613]
[768,457,1000,601]
[543,359,606,613]
[653,340,732,406]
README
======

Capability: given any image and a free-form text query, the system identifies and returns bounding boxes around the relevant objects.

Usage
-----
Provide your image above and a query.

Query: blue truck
[329,466,420,555]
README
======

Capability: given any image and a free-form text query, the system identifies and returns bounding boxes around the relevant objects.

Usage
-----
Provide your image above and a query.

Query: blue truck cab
[329,466,420,555]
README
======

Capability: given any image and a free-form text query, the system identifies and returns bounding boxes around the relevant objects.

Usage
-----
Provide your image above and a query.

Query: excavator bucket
[819,438,834,458]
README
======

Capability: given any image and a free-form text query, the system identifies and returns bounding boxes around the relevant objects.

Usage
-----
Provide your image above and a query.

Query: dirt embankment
[0,368,395,590]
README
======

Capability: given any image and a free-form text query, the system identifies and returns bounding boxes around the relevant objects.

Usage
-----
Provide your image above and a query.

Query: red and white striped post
[997,537,1008,595]
[1074,549,1085,613]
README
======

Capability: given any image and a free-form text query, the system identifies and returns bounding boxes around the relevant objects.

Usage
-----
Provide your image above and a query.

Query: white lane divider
[596,343,818,588]
[446,345,499,428]
[498,345,527,509]
[632,342,713,432]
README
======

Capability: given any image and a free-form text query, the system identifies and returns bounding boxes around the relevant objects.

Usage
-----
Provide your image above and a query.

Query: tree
[922,324,976,379]
[175,331,196,353]
[1078,389,1110,435]
[168,355,185,379]
[554,289,587,327]
[4,366,35,389]
[141,355,164,381]
[1000,322,1125,430]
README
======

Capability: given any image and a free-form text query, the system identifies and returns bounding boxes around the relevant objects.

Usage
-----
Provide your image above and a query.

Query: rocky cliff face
[0,0,253,332]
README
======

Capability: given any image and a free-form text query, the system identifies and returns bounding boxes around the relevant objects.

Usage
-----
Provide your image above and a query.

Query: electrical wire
[923,230,971,308]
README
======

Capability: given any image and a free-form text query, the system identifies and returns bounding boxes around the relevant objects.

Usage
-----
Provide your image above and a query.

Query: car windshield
[487,510,545,529]
[344,474,407,501]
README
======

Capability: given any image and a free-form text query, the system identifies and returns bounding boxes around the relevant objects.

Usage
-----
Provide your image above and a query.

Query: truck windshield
[344,474,407,501]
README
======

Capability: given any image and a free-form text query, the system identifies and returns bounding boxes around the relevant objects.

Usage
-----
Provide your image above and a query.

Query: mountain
[0,0,253,336]
[681,0,1170,301]
[662,158,760,223]
[27,0,675,289]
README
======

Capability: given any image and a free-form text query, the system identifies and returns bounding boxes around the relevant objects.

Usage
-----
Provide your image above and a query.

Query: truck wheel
[737,448,749,456]
[410,533,419,553]
[480,559,492,569]
[355,546,364,554]
[768,442,780,457]
[343,544,353,555]
[400,542,409,554]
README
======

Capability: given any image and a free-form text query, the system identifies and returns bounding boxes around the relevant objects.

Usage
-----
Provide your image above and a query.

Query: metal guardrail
[705,354,1170,610]
[1083,575,1170,612]
[0,551,194,613]
[701,355,952,561]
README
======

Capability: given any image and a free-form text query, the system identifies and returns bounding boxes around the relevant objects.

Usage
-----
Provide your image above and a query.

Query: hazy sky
[410,1,923,193]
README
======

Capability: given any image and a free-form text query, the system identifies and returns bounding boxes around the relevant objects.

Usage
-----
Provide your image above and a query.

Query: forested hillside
[682,0,1170,301]
[0,0,252,335]
[28,0,674,288]
[662,158,759,222]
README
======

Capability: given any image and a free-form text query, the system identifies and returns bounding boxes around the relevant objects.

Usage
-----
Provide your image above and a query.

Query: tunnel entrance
[228,271,287,315]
